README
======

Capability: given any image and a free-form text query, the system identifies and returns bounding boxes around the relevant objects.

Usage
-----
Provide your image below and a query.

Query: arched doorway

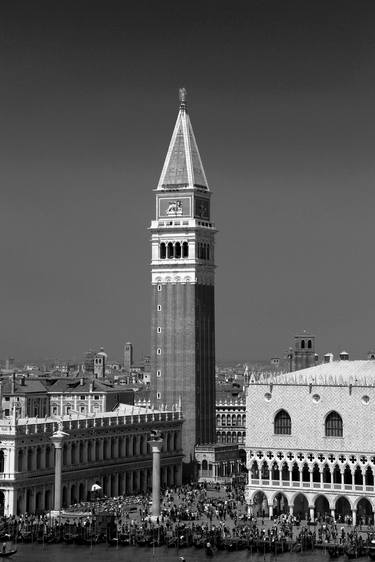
[239,449,246,465]
[70,484,76,505]
[293,493,308,519]
[335,496,351,522]
[357,498,373,525]
[273,492,288,516]
[252,491,268,517]
[44,490,51,511]
[26,489,32,513]
[35,491,42,513]
[315,495,330,520]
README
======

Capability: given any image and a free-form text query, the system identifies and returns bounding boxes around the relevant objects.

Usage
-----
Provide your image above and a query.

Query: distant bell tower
[293,332,317,371]
[124,342,133,372]
[150,89,216,476]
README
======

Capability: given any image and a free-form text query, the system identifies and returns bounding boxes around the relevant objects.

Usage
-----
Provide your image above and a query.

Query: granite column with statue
[50,425,69,512]
[148,431,164,519]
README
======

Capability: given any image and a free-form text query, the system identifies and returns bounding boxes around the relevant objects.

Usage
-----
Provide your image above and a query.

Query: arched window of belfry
[182,241,189,258]
[308,339,312,349]
[301,340,305,349]
[175,242,181,259]
[167,242,174,259]
[160,243,166,259]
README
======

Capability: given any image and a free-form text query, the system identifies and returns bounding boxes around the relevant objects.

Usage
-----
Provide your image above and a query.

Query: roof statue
[179,87,187,109]
[157,88,209,190]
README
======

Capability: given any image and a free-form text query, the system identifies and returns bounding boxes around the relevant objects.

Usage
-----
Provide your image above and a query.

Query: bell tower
[150,89,216,477]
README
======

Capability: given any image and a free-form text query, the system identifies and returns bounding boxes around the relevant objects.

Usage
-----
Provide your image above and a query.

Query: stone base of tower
[182,457,199,483]
[195,444,240,483]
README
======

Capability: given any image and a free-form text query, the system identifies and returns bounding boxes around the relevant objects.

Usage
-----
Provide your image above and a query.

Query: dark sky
[1,0,374,363]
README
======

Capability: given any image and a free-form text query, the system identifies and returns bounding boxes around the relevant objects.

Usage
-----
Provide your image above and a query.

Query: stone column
[268,504,274,519]
[309,506,315,522]
[331,508,335,519]
[148,432,164,520]
[352,509,357,526]
[319,469,324,488]
[51,427,69,512]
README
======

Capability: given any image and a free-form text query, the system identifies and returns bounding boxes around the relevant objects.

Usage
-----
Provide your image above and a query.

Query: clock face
[195,197,210,220]
[158,196,191,218]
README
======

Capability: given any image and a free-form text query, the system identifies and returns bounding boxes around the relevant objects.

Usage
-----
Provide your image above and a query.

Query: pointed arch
[274,409,291,435]
[325,411,343,437]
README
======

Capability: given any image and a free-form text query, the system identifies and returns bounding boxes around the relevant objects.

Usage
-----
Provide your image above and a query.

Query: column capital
[50,429,69,449]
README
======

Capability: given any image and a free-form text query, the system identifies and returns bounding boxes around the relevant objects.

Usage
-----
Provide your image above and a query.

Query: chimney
[0,381,3,418]
[89,381,94,393]
[80,377,84,386]
[324,353,334,363]
[11,373,15,395]
[339,350,349,361]
[21,376,25,386]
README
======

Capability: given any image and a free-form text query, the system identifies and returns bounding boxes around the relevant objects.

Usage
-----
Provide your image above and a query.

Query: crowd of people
[0,483,372,555]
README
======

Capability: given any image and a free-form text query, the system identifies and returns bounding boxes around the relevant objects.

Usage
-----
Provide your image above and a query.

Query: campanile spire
[157,89,208,191]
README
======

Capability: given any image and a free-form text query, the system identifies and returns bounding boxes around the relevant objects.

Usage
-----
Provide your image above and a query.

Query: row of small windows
[217,431,246,444]
[274,410,343,437]
[160,242,189,259]
[217,414,246,426]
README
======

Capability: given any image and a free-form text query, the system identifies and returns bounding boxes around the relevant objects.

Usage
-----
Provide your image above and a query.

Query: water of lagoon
[10,542,337,562]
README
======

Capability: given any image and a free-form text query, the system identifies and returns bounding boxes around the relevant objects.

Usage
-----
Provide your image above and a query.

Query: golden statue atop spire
[179,87,187,110]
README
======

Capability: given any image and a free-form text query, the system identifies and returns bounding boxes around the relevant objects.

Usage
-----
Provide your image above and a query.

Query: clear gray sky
[1,0,374,363]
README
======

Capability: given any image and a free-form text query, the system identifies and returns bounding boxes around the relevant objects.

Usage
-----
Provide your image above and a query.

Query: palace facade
[0,407,183,516]
[245,360,375,525]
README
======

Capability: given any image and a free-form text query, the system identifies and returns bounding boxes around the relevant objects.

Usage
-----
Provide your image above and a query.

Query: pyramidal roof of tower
[157,91,209,191]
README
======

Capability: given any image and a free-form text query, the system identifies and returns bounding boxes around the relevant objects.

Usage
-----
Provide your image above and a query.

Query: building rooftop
[252,360,375,386]
[48,378,113,393]
[1,378,48,395]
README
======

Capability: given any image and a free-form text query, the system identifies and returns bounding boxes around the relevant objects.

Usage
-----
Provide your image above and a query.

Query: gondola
[0,550,17,558]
